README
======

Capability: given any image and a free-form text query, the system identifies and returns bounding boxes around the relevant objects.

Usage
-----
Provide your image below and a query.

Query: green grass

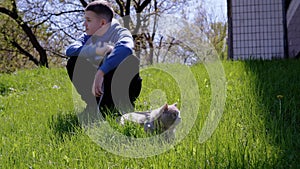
[0,60,299,168]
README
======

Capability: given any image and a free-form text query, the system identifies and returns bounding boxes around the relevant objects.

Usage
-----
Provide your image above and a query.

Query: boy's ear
[100,18,107,25]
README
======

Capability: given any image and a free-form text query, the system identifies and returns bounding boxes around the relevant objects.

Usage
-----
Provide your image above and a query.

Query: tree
[0,0,84,72]
[0,0,48,71]
[206,22,227,59]
[191,0,228,60]
[15,0,86,66]
[0,0,223,72]
[114,0,188,64]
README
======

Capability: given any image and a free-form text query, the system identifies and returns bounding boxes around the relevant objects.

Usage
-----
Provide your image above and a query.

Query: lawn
[0,60,299,168]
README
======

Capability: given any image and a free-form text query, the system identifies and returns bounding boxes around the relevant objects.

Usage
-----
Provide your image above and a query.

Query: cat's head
[158,103,181,129]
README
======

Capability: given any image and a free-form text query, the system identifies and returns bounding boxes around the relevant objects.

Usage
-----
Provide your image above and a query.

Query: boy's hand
[92,70,105,97]
[95,44,113,56]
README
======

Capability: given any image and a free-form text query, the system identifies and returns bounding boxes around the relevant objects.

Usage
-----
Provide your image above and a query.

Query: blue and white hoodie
[66,18,134,74]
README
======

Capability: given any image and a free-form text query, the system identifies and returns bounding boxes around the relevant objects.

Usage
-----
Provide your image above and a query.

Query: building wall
[287,0,300,57]
[230,0,285,59]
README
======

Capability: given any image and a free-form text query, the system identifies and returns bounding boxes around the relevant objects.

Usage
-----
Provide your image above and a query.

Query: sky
[188,0,227,22]
[205,0,227,18]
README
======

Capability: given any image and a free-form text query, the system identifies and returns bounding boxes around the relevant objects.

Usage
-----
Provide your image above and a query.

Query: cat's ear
[173,103,178,107]
[150,103,168,121]
[163,103,168,111]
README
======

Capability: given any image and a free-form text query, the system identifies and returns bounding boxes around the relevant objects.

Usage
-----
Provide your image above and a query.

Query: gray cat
[120,103,181,140]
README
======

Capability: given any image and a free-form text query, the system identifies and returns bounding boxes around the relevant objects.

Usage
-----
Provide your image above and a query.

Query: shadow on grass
[243,59,300,168]
[48,111,81,140]
[47,109,146,141]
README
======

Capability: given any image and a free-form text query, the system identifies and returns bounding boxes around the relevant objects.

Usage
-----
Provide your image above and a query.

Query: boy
[66,0,142,119]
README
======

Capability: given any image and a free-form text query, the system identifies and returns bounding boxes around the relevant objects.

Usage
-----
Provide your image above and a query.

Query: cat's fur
[120,103,181,140]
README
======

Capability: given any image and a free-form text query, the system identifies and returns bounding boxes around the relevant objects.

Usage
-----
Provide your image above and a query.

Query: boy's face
[84,11,102,35]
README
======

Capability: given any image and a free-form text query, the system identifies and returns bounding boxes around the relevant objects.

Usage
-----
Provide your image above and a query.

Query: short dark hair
[85,0,114,22]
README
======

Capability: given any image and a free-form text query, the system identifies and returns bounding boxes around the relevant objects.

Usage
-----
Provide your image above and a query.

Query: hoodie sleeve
[65,34,95,57]
[98,31,134,74]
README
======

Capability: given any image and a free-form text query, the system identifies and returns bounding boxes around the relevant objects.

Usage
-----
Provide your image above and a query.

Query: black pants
[66,56,142,117]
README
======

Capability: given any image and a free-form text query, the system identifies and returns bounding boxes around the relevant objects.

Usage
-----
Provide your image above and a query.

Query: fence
[228,0,288,59]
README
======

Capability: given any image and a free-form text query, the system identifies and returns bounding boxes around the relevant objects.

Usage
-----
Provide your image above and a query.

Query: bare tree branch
[115,0,125,16]
[0,3,48,67]
[137,0,151,13]
[79,0,88,7]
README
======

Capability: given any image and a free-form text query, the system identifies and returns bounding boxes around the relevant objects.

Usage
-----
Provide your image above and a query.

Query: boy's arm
[98,37,134,74]
[66,34,97,58]
[66,34,86,57]
[93,35,134,97]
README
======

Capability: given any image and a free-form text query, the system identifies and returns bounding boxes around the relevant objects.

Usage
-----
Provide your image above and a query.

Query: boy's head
[85,0,114,22]
[84,0,114,35]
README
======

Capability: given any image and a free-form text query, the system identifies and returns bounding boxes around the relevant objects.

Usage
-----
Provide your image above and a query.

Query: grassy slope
[0,60,299,168]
